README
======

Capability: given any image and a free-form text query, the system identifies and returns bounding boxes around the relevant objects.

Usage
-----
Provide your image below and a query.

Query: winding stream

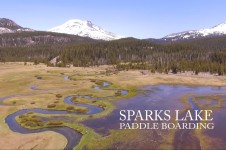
[2,77,128,150]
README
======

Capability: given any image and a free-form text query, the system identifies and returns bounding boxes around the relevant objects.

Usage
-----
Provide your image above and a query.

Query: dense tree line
[0,45,60,63]
[0,31,97,47]
[1,35,226,75]
[58,38,226,75]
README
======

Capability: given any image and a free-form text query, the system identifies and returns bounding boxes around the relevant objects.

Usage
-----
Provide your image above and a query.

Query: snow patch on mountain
[48,19,124,41]
[163,21,226,41]
[0,27,13,34]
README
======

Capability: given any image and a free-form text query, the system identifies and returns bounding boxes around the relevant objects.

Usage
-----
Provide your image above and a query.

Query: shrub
[19,115,44,128]
[98,103,106,108]
[66,106,74,111]
[36,76,42,79]
[73,98,78,103]
[34,60,39,65]
[75,108,88,113]
[19,114,26,118]
[195,70,199,75]
[47,103,56,108]
[95,80,103,86]
[47,121,63,126]
[56,94,62,98]
[37,122,44,126]
[115,90,122,96]
[90,79,96,82]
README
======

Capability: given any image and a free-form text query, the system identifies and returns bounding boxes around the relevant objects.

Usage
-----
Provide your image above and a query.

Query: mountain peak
[0,18,22,30]
[63,19,97,29]
[163,21,226,41]
[0,18,34,34]
[65,19,92,24]
[48,19,124,41]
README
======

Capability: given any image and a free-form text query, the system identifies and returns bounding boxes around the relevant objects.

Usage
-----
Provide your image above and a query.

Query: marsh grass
[18,114,44,128]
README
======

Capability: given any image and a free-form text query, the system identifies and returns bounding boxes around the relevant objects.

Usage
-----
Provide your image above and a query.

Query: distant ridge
[163,21,226,41]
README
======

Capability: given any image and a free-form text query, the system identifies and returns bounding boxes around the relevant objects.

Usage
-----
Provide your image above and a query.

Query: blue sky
[1,0,226,39]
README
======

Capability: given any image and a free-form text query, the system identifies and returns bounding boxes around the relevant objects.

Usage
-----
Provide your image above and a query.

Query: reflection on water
[83,85,226,147]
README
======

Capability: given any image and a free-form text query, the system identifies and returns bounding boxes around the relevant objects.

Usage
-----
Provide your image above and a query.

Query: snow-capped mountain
[163,21,226,41]
[0,18,34,34]
[48,19,124,41]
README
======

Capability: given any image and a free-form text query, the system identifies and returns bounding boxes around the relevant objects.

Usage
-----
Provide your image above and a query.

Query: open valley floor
[1,63,226,149]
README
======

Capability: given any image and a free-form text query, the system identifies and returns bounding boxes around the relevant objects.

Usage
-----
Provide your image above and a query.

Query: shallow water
[64,76,69,80]
[83,85,226,148]
[206,108,226,143]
